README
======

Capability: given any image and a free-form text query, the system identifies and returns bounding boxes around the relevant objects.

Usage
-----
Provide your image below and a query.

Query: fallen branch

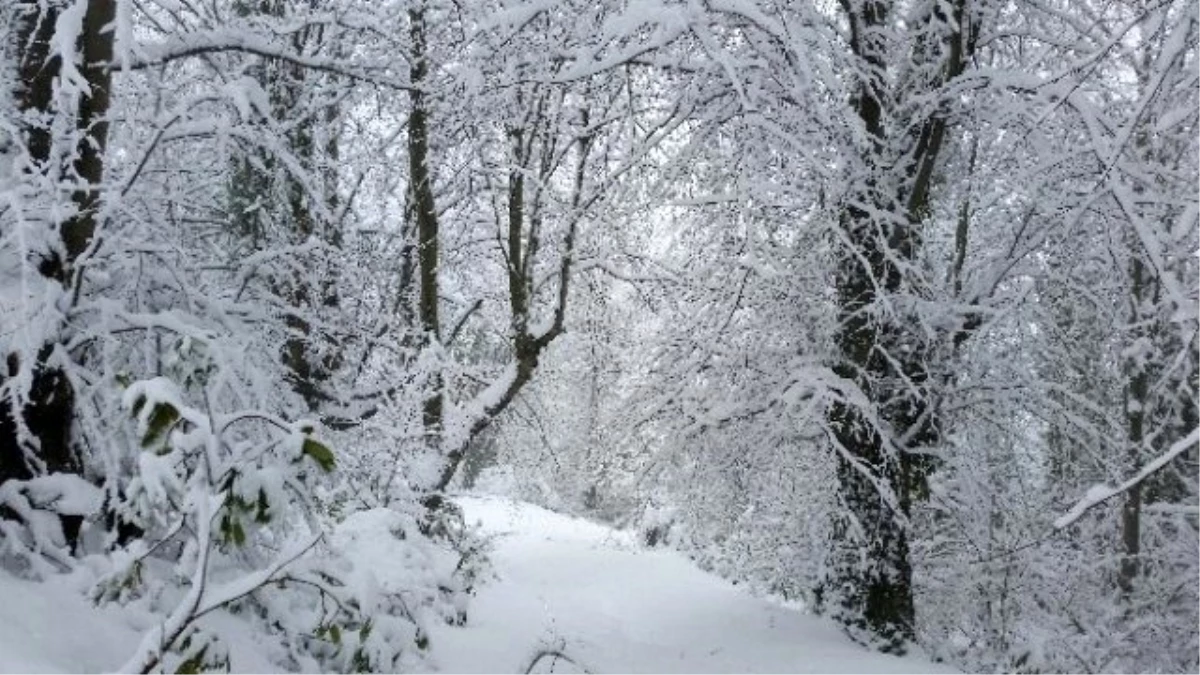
[523,648,591,674]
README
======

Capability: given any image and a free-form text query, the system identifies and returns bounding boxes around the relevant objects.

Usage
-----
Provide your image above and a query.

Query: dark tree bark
[67,0,116,266]
[2,0,116,549]
[407,7,445,449]
[230,0,344,414]
[1119,254,1150,599]
[825,0,974,652]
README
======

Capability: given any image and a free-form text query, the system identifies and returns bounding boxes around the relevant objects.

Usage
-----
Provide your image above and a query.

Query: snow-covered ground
[0,495,954,673]
[0,569,140,673]
[431,495,954,674]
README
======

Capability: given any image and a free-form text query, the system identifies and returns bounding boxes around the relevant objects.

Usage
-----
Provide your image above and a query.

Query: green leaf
[254,488,271,524]
[230,519,246,547]
[329,623,341,646]
[124,560,143,590]
[175,644,208,674]
[142,402,180,448]
[302,437,336,472]
[130,394,147,418]
[219,512,247,547]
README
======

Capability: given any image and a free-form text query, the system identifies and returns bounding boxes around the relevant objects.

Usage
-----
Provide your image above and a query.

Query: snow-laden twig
[1054,428,1200,530]
[118,489,220,675]
[117,492,323,673]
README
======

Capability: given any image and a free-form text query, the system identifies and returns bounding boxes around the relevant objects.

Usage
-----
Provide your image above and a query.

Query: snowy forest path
[428,495,955,674]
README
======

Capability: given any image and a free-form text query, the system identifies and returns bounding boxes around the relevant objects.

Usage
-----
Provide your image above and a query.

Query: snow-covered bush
[0,322,481,672]
[0,472,101,577]
[74,347,480,672]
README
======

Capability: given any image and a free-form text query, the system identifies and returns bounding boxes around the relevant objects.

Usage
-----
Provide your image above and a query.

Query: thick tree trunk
[825,0,916,652]
[828,204,920,652]
[66,0,116,266]
[824,0,973,651]
[2,0,116,549]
